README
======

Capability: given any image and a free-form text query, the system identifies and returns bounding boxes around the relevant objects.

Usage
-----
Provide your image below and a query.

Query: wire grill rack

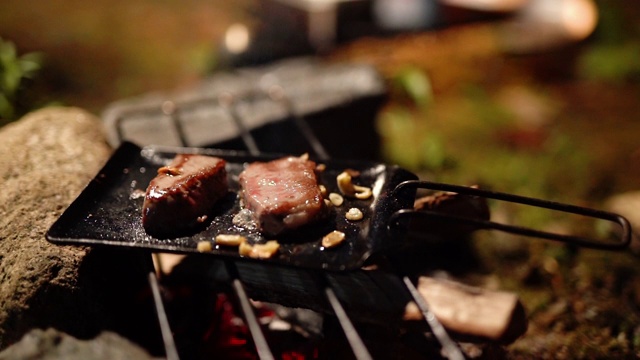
[100,57,631,360]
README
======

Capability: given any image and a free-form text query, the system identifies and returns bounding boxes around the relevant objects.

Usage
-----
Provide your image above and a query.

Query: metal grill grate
[102,58,386,161]
[103,58,631,360]
[107,62,465,359]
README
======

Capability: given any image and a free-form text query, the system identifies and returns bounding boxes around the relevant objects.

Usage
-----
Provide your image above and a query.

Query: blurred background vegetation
[0,0,250,118]
[0,38,43,124]
[1,1,638,206]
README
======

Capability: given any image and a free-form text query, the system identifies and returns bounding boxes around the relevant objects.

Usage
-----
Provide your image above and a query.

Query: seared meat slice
[239,156,326,235]
[142,154,227,238]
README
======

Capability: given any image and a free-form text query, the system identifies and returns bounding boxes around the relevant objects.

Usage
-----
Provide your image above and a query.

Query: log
[404,276,527,344]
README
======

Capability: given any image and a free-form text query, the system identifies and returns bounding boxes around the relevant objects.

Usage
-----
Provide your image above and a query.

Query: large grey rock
[0,328,155,360]
[0,108,155,351]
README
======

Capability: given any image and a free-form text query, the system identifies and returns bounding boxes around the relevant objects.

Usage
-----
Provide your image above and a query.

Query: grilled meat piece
[239,156,326,236]
[142,154,227,238]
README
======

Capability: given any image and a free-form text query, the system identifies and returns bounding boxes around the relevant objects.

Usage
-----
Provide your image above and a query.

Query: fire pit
[37,58,630,359]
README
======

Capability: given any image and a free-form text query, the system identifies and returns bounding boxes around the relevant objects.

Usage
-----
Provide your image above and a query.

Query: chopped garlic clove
[197,241,213,253]
[353,185,372,200]
[239,240,280,259]
[346,208,363,221]
[322,230,346,248]
[215,234,247,247]
[337,171,355,197]
[329,192,344,206]
[238,241,254,256]
[337,171,372,200]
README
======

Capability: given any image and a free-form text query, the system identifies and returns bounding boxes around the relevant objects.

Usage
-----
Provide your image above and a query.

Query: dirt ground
[1,1,639,358]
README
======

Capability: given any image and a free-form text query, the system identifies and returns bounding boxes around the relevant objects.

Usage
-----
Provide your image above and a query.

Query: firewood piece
[404,276,527,344]
[411,187,491,238]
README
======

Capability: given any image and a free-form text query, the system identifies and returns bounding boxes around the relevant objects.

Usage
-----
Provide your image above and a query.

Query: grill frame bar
[104,75,631,360]
[122,84,463,359]
[222,87,376,360]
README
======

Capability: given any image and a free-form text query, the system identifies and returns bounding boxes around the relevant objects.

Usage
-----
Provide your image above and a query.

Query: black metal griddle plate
[46,142,418,271]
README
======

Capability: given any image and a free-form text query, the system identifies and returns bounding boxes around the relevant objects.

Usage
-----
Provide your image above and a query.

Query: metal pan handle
[389,180,632,250]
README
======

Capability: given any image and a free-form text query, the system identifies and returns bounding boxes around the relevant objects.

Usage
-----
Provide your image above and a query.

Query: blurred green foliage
[0,38,43,126]
[578,41,640,82]
[379,67,446,170]
[391,66,433,108]
[378,68,592,231]
[578,1,640,82]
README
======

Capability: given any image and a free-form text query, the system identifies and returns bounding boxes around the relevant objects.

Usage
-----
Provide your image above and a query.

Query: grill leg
[147,266,180,360]
[226,262,276,360]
